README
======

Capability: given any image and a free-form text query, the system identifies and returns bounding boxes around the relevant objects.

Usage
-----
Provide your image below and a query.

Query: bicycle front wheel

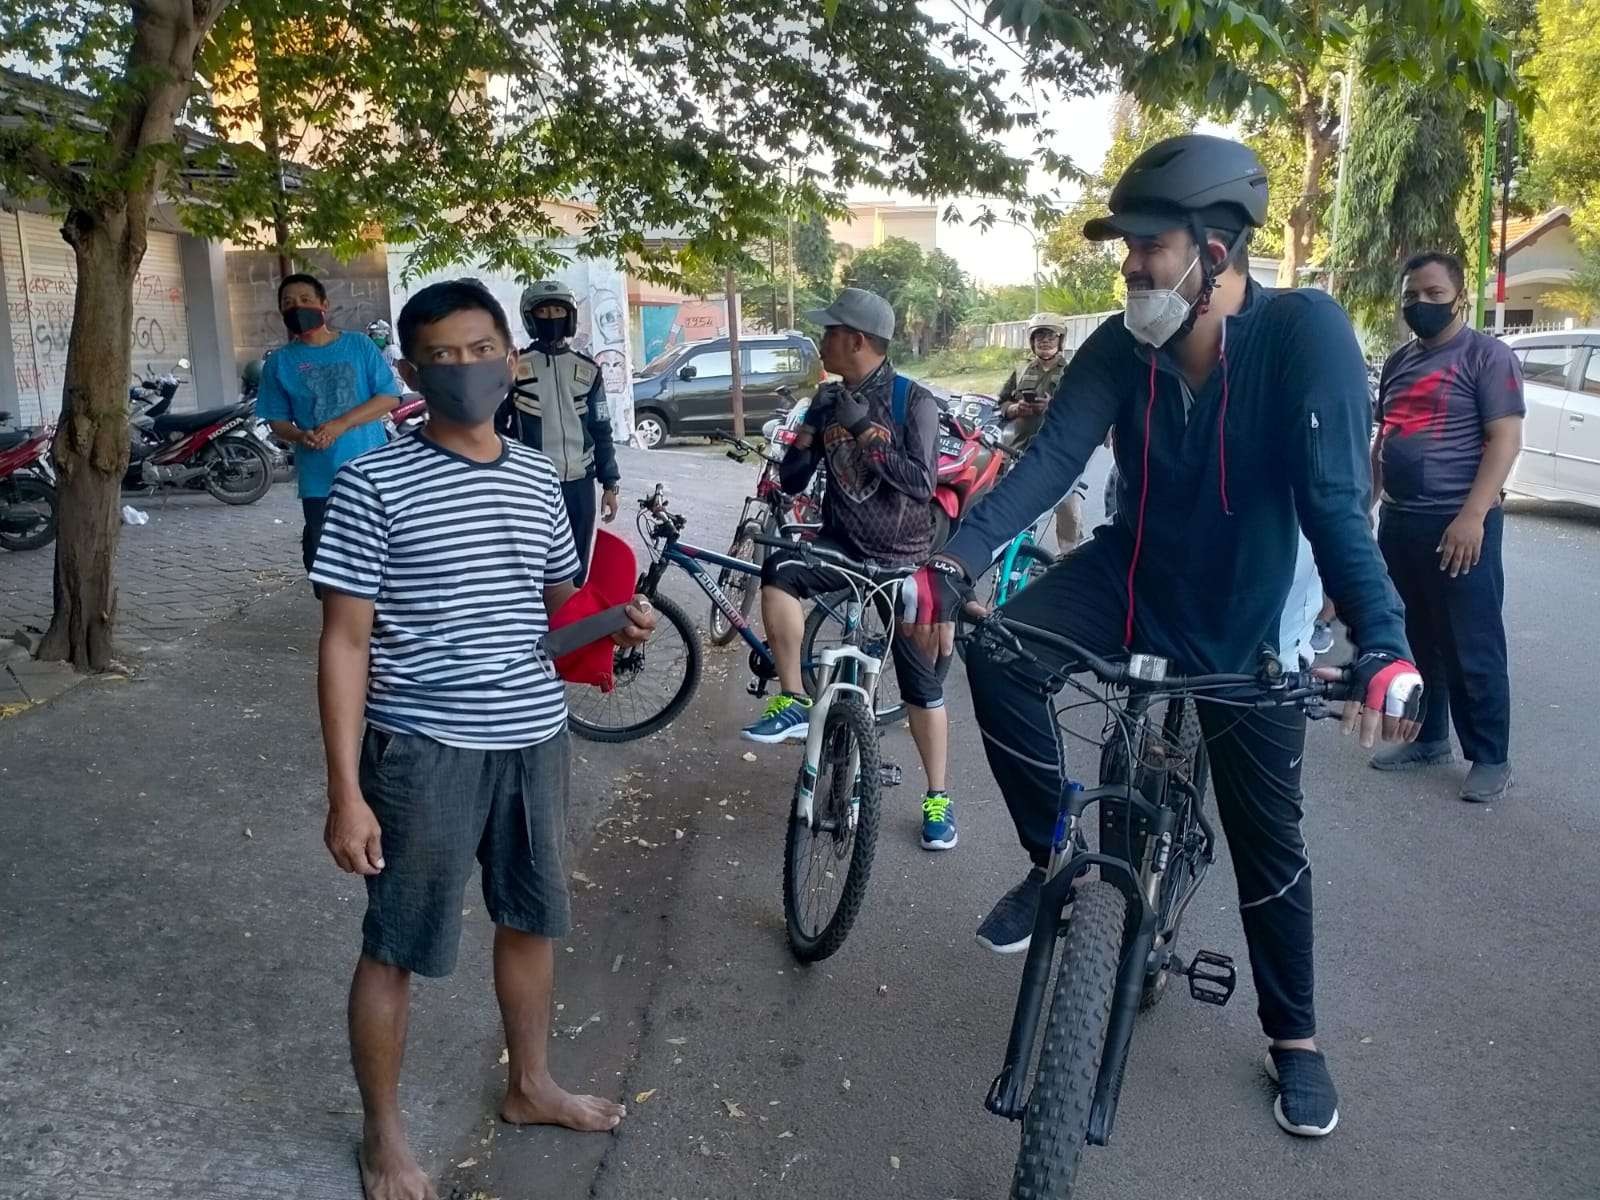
[800,595,907,727]
[782,695,881,963]
[567,593,701,742]
[1011,880,1126,1200]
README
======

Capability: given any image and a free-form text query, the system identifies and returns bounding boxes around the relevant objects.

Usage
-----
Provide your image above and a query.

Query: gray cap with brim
[804,287,896,343]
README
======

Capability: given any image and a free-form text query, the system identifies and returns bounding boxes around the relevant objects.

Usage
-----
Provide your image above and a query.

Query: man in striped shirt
[312,279,654,1200]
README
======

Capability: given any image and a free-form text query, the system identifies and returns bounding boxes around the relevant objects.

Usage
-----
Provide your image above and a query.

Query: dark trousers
[301,497,328,600]
[965,536,1317,1040]
[561,478,598,585]
[1378,505,1510,764]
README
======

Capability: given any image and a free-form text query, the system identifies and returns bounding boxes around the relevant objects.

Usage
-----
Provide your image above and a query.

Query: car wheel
[635,411,667,449]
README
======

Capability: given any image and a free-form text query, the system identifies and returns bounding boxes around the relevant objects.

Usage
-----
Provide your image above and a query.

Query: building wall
[1507,222,1577,279]
[226,246,392,378]
[1,207,195,425]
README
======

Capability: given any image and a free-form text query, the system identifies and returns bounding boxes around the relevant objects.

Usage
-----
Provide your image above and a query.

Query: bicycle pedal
[746,678,771,698]
[878,762,903,788]
[1181,949,1236,1007]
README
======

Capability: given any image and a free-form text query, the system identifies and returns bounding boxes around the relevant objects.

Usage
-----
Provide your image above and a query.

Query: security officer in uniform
[497,279,622,581]
[996,313,1089,549]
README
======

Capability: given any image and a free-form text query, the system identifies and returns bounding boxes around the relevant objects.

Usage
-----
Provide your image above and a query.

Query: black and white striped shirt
[310,433,581,749]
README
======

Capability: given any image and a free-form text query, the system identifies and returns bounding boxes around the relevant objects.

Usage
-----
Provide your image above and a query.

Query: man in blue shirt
[256,273,401,594]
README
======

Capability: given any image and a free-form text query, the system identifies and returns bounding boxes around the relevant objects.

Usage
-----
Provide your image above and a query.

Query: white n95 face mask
[1124,254,1201,348]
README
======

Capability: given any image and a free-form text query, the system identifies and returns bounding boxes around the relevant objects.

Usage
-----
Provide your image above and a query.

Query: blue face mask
[414,356,512,425]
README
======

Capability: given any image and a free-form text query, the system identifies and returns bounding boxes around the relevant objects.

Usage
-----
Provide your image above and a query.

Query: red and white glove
[898,558,970,627]
[1351,652,1424,721]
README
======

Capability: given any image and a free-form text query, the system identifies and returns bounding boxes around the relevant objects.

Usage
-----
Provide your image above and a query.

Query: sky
[842,1,1124,289]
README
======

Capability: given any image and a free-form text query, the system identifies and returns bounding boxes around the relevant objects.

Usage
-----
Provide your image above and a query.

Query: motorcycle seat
[152,404,246,436]
[0,429,30,450]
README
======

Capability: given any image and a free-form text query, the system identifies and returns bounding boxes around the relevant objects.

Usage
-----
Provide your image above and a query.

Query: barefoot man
[312,278,655,1198]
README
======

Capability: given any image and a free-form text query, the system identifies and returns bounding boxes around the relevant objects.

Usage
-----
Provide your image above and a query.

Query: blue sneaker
[921,792,958,850]
[741,693,812,743]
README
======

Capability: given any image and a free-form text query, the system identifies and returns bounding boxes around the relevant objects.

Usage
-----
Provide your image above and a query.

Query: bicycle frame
[640,520,851,682]
[992,512,1052,607]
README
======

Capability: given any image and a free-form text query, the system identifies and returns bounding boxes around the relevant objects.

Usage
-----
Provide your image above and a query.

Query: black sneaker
[975,867,1045,954]
[1460,761,1512,803]
[1265,1048,1340,1137]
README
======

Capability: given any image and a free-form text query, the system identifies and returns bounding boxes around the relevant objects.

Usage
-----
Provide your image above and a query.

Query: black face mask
[531,315,568,346]
[414,357,513,425]
[283,306,327,336]
[1402,299,1459,340]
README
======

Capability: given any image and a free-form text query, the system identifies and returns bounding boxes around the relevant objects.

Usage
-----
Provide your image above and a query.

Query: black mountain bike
[962,612,1347,1199]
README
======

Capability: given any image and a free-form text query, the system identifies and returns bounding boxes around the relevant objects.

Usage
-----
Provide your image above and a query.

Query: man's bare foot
[500,1075,626,1132]
[359,1125,436,1200]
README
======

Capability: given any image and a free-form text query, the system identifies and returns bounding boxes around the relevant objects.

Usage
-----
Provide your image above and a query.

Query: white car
[1505,330,1600,508]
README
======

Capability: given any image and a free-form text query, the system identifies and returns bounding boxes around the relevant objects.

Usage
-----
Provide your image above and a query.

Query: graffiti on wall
[6,251,188,425]
[638,299,727,363]
[225,249,393,379]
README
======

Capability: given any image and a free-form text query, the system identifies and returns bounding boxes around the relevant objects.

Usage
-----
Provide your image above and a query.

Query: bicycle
[960,611,1348,1198]
[565,486,905,742]
[705,427,825,646]
[746,532,909,963]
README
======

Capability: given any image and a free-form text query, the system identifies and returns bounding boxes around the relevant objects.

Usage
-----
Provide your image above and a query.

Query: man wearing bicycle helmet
[367,319,403,368]
[900,135,1423,1139]
[997,313,1091,548]
[497,280,622,581]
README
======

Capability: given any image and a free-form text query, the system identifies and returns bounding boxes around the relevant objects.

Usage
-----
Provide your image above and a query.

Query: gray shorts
[358,726,572,977]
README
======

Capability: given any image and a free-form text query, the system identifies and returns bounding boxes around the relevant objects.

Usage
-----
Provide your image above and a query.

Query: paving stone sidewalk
[1,480,305,649]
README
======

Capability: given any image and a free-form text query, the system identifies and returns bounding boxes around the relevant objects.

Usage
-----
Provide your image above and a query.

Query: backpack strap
[891,373,910,427]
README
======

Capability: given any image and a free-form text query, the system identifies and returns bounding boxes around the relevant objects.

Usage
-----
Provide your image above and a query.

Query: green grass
[898,345,1016,396]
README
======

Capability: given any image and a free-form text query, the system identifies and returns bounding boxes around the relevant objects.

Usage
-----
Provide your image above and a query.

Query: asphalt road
[467,441,1600,1200]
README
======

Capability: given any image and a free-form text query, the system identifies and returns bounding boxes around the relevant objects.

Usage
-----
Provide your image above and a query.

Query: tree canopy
[841,237,972,355]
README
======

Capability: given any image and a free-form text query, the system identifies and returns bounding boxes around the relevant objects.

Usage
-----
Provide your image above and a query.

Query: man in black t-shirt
[1371,252,1524,801]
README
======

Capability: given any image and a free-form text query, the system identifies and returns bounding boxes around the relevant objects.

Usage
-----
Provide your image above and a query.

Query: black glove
[898,558,970,626]
[1350,651,1425,720]
[833,386,872,437]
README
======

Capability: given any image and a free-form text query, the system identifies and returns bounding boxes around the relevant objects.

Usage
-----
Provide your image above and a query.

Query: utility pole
[785,163,796,328]
[1474,104,1498,330]
[1327,71,1354,290]
[725,268,745,439]
[1495,103,1516,334]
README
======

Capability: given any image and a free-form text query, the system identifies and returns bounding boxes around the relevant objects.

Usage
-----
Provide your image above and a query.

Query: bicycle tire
[800,596,908,727]
[567,592,701,742]
[1011,880,1127,1200]
[1139,700,1210,1012]
[709,516,764,646]
[782,695,881,963]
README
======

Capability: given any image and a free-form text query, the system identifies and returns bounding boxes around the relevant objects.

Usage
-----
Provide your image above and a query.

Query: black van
[630,332,824,448]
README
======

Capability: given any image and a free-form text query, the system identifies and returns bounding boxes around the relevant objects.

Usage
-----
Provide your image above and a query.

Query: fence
[962,310,1119,354]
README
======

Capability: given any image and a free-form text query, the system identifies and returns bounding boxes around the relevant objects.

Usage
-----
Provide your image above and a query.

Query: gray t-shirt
[1377,326,1525,514]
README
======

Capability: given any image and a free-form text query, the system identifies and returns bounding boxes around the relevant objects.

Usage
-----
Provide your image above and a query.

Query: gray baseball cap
[805,287,896,343]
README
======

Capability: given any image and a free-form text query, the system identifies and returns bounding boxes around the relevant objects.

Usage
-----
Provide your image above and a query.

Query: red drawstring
[1217,340,1233,516]
[1123,356,1158,648]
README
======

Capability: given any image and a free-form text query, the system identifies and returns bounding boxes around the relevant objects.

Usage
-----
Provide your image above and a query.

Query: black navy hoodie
[943,281,1410,675]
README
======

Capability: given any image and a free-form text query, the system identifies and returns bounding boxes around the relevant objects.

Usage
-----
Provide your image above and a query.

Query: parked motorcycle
[931,396,1013,548]
[0,410,58,552]
[124,367,274,505]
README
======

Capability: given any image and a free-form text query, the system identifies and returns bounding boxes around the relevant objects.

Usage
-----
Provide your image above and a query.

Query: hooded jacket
[943,281,1409,674]
[497,342,620,488]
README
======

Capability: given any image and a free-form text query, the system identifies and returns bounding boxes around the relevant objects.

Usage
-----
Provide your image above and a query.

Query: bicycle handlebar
[971,611,1352,707]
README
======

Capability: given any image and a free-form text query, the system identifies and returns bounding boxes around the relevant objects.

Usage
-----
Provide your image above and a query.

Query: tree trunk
[1278,96,1339,287]
[36,0,224,670]
[37,217,139,670]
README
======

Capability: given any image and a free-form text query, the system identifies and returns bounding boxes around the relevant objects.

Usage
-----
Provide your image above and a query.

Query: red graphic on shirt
[1382,366,1455,439]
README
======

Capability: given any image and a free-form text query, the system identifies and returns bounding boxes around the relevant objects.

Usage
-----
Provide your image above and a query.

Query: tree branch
[0,126,90,207]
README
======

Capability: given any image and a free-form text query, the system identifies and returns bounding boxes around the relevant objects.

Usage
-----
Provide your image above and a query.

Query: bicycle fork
[791,647,878,829]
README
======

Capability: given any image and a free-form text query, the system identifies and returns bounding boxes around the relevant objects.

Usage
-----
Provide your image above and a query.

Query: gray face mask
[414,356,512,425]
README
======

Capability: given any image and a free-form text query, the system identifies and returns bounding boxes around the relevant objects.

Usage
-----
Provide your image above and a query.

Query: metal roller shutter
[2,210,191,424]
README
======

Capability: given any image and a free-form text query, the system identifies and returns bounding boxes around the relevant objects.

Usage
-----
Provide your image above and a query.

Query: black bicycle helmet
[1083,134,1269,243]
